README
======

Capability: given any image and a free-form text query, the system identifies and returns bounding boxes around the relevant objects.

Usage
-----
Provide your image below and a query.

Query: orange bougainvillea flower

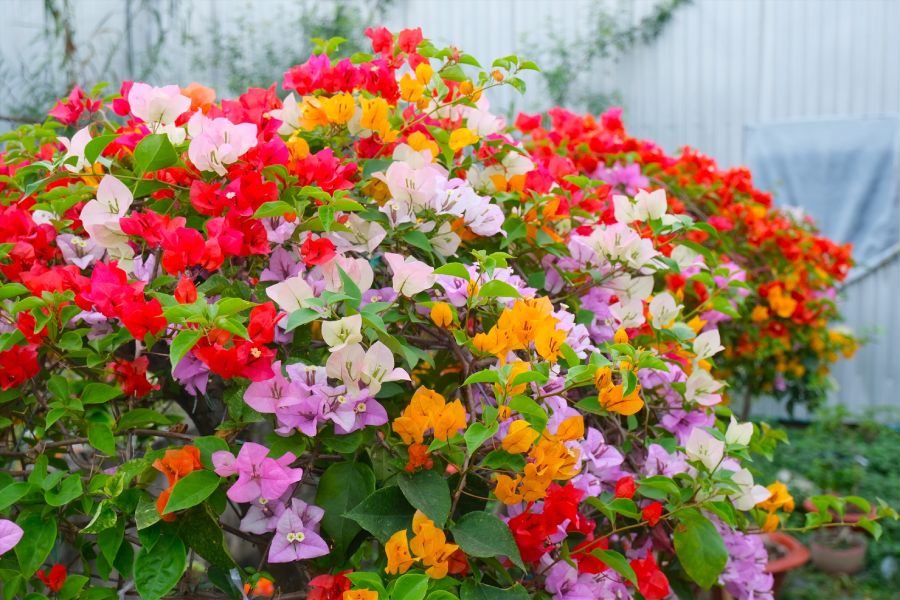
[243,577,275,597]
[343,590,378,600]
[152,445,203,520]
[181,82,216,113]
[409,511,459,579]
[392,387,466,445]
[404,442,434,473]
[757,481,795,513]
[502,420,540,454]
[385,529,415,575]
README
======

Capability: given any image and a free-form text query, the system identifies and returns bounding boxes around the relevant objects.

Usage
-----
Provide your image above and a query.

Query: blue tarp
[744,116,900,268]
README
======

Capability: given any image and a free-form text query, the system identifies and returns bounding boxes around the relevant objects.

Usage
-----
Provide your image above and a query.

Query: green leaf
[426,593,460,600]
[44,474,83,507]
[346,572,388,598]
[591,549,637,586]
[252,200,296,218]
[162,470,220,514]
[450,511,524,570]
[116,408,176,431]
[84,134,119,163]
[345,486,415,544]
[14,512,57,576]
[477,280,521,299]
[134,534,187,600]
[464,421,499,456]
[459,582,529,600]
[97,518,125,565]
[133,133,178,175]
[463,370,499,385]
[0,283,28,300]
[398,470,452,526]
[508,395,548,432]
[0,482,31,511]
[176,505,236,569]
[433,262,471,279]
[673,509,728,589]
[441,64,468,82]
[169,329,203,374]
[391,573,428,600]
[315,462,375,554]
[284,308,321,331]
[135,495,161,530]
[88,423,116,455]
[81,382,122,405]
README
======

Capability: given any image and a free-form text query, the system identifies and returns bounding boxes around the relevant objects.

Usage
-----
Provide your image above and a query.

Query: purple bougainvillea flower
[212,442,303,503]
[0,519,23,556]
[268,499,329,563]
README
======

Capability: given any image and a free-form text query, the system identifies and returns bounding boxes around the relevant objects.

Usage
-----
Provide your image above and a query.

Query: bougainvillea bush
[0,27,891,600]
[513,110,858,414]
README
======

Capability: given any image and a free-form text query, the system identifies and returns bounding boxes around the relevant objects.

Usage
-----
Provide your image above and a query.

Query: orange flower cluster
[392,387,467,445]
[595,366,643,416]
[494,415,583,505]
[385,511,467,579]
[152,445,202,521]
[473,297,567,364]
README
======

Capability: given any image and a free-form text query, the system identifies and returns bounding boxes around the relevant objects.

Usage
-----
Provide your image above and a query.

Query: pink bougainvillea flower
[212,442,303,503]
[268,498,329,563]
[187,113,258,176]
[383,252,435,297]
[0,519,23,556]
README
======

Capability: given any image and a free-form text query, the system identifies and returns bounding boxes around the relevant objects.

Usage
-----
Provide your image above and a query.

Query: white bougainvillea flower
[613,188,668,223]
[684,428,725,471]
[325,343,365,390]
[609,297,645,329]
[265,275,315,313]
[649,292,681,329]
[731,468,773,510]
[268,93,303,135]
[686,368,725,406]
[321,256,374,294]
[127,82,191,143]
[321,315,363,352]
[725,416,754,446]
[59,126,92,173]
[384,252,435,297]
[694,329,725,361]
[80,175,133,249]
[360,341,410,395]
[187,113,258,176]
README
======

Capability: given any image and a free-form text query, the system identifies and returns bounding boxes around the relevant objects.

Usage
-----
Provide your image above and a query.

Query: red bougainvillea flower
[308,571,351,600]
[175,276,198,304]
[642,501,664,526]
[300,234,336,267]
[36,563,67,592]
[110,356,159,398]
[0,344,40,391]
[615,476,637,499]
[630,553,671,600]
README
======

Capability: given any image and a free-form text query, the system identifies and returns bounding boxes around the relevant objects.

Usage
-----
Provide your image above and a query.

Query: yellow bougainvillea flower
[344,590,378,600]
[299,96,329,130]
[502,420,539,454]
[613,327,629,344]
[360,96,392,138]
[433,399,466,441]
[407,131,440,161]
[448,127,480,152]
[415,62,433,83]
[598,382,644,416]
[757,482,795,513]
[321,93,356,125]
[385,529,414,575]
[430,302,454,328]
[392,387,465,444]
[493,474,524,505]
[535,325,566,363]
[552,415,585,442]
[400,73,426,102]
[409,511,460,579]
[286,134,310,161]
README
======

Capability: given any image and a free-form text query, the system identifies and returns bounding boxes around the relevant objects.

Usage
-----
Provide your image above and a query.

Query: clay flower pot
[809,529,869,575]
[765,532,810,595]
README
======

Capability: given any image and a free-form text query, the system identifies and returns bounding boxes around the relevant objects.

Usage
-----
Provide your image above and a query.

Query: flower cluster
[0,25,891,600]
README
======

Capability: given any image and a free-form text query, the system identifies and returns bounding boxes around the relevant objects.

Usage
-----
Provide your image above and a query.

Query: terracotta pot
[809,536,868,575]
[765,532,810,595]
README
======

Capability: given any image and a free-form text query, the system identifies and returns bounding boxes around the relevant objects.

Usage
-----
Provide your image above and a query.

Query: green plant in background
[527,0,690,113]
[758,408,900,599]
